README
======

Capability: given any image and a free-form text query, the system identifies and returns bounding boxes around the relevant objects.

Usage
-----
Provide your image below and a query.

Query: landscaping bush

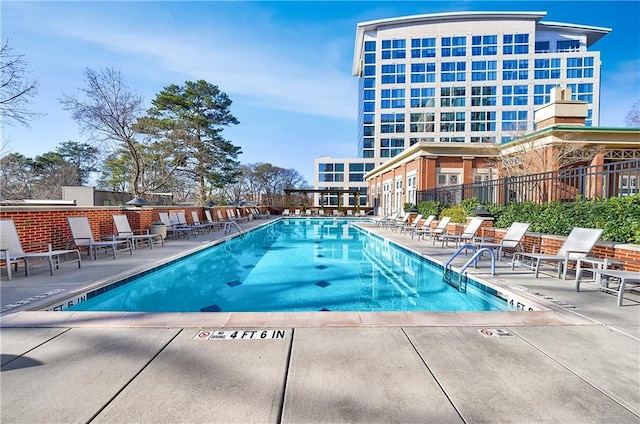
[439,205,467,223]
[491,194,640,244]
[416,200,442,218]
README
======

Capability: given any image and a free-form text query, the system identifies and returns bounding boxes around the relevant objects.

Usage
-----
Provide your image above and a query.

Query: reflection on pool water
[65,219,515,313]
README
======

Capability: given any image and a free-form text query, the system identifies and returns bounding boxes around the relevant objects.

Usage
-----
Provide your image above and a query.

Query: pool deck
[1,217,639,423]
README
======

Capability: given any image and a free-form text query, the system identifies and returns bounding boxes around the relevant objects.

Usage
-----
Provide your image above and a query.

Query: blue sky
[2,1,639,184]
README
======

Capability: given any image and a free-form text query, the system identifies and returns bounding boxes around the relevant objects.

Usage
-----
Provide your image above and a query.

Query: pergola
[283,188,362,210]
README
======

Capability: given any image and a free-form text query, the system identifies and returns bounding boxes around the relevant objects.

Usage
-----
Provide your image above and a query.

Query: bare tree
[625,99,640,127]
[60,68,146,195]
[0,39,40,128]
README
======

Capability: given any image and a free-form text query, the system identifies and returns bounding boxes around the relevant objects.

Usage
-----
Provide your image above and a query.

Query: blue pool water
[66,219,513,313]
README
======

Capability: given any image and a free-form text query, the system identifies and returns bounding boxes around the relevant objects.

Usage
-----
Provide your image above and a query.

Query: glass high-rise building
[352,11,610,159]
[314,11,610,208]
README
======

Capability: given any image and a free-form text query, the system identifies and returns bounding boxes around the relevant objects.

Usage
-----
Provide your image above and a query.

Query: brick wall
[0,206,270,253]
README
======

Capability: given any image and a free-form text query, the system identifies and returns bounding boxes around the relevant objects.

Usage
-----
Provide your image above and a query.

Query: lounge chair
[173,212,203,235]
[512,227,604,279]
[113,214,163,250]
[371,212,396,227]
[159,212,194,239]
[384,212,407,229]
[476,222,530,260]
[204,210,225,231]
[409,215,435,239]
[294,209,302,216]
[187,211,213,233]
[282,208,290,216]
[439,217,485,248]
[399,214,423,235]
[67,216,133,260]
[589,269,640,306]
[1,218,81,280]
[418,216,452,243]
[305,209,312,216]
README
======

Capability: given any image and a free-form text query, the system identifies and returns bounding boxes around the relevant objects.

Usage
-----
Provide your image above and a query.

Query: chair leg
[618,278,627,306]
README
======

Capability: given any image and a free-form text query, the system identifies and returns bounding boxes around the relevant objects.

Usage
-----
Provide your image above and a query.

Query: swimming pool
[63,219,516,313]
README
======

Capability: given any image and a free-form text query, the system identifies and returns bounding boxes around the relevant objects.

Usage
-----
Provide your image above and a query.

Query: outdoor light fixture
[473,205,493,217]
[126,196,148,207]
[408,204,419,213]
[204,200,216,208]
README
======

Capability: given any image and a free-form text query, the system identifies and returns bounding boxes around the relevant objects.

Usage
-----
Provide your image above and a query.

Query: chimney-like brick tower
[534,87,588,130]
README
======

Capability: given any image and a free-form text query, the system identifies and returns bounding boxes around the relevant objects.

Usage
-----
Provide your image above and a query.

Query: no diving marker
[478,328,513,338]
[194,329,286,340]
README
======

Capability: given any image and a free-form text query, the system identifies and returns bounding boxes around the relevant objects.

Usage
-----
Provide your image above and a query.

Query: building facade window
[381,89,405,109]
[502,85,528,106]
[410,112,435,132]
[381,64,406,84]
[381,39,406,59]
[440,87,466,107]
[471,60,497,81]
[470,111,496,132]
[411,37,436,58]
[441,61,466,82]
[441,112,465,132]
[503,33,529,54]
[471,35,498,56]
[410,62,436,83]
[471,86,497,106]
[410,87,436,107]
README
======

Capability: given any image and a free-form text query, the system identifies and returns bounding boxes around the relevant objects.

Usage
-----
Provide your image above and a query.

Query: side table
[575,257,624,291]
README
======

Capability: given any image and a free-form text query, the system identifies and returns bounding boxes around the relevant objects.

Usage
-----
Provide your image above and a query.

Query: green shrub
[440,205,467,223]
[460,197,480,216]
[416,200,442,218]
[491,194,640,244]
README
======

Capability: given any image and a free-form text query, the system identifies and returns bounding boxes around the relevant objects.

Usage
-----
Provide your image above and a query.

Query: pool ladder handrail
[224,221,245,235]
[444,243,496,275]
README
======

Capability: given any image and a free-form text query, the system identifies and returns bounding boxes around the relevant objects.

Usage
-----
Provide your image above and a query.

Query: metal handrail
[224,221,245,235]
[459,248,496,276]
[444,243,477,270]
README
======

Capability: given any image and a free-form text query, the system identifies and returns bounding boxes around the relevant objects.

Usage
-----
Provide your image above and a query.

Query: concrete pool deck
[1,217,639,423]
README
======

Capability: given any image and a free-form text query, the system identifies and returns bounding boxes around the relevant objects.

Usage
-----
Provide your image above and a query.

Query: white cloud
[47,4,358,121]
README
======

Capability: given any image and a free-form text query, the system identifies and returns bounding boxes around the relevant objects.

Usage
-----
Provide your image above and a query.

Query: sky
[2,1,639,184]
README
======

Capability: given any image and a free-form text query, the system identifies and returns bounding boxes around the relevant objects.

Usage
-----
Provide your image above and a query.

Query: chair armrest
[22,242,53,252]
[133,229,150,235]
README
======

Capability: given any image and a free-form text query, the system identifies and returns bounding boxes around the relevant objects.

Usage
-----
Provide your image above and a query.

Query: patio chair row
[378,214,639,306]
[1,210,239,280]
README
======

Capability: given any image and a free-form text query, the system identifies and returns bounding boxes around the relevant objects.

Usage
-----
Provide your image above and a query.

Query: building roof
[353,11,611,75]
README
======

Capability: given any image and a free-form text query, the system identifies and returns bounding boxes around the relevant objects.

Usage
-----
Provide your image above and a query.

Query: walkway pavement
[1,217,639,423]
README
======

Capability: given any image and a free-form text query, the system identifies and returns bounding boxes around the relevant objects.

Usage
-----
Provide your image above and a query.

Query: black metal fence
[416,159,640,206]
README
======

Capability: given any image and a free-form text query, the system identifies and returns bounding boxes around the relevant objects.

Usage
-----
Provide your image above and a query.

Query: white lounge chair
[476,222,530,260]
[512,227,604,279]
[282,208,290,216]
[159,212,194,239]
[67,216,133,260]
[371,212,396,227]
[1,218,81,280]
[590,269,640,306]
[113,214,163,250]
[399,214,423,235]
[439,217,485,248]
[185,211,212,234]
[204,210,225,231]
[418,216,452,243]
[409,215,435,239]
[173,212,202,235]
